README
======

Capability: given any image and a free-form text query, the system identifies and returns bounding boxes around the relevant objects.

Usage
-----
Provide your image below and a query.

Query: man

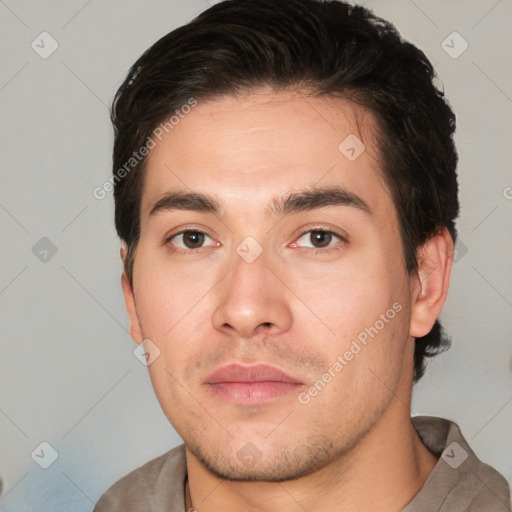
[94,0,511,510]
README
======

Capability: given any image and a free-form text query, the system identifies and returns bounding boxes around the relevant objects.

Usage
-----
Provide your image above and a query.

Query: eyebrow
[148,186,373,218]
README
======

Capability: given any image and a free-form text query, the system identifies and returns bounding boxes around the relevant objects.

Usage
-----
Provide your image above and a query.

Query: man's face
[124,89,418,481]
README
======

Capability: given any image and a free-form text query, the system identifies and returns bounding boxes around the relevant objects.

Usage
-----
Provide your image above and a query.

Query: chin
[186,434,336,482]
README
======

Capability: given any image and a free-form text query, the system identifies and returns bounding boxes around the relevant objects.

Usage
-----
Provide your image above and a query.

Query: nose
[212,250,293,339]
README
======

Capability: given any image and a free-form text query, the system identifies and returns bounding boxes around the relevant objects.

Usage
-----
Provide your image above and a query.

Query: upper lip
[205,363,303,384]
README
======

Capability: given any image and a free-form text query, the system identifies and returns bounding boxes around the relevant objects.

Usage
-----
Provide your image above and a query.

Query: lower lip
[206,382,301,404]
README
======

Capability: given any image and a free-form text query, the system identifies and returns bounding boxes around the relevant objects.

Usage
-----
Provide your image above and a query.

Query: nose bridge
[226,242,273,306]
[212,241,293,336]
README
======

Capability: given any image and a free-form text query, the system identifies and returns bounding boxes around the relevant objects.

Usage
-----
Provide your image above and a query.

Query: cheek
[290,255,410,386]
[290,254,398,337]
[132,250,215,341]
[132,256,218,399]
[300,302,411,430]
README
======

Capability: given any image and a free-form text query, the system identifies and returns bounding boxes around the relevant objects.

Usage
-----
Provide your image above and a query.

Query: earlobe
[409,228,454,338]
[120,250,144,344]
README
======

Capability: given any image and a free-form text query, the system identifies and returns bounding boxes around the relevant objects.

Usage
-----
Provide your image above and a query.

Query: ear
[120,244,144,344]
[409,227,454,338]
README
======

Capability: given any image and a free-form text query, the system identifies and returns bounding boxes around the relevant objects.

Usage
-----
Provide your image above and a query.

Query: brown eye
[293,229,344,252]
[168,230,214,250]
[310,231,333,248]
[182,231,205,248]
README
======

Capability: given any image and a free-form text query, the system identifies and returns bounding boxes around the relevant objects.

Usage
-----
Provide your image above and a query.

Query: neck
[185,402,438,512]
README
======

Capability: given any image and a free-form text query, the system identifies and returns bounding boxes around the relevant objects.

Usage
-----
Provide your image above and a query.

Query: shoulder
[93,444,187,512]
[408,416,511,512]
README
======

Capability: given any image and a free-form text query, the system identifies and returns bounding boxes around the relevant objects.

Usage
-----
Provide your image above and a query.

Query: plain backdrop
[0,0,511,510]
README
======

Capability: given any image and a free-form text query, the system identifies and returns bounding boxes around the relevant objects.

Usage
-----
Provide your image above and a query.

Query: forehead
[140,88,388,219]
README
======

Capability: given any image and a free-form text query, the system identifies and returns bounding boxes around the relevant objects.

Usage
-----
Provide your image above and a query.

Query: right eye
[166,230,218,251]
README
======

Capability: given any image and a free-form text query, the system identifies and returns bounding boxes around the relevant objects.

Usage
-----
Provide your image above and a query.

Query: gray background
[1,0,511,510]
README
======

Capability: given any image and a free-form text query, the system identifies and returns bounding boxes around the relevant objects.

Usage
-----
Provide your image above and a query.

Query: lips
[204,364,303,404]
[205,364,302,384]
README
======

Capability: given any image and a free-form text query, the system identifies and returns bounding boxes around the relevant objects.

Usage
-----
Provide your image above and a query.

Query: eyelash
[165,228,346,255]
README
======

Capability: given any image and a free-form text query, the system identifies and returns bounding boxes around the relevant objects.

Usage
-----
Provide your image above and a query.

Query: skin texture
[121,88,453,511]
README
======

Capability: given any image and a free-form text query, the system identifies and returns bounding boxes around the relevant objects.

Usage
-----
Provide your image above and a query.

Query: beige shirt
[93,416,511,511]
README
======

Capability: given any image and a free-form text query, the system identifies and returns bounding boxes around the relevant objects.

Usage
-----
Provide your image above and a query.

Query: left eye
[169,230,215,249]
[294,230,343,249]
